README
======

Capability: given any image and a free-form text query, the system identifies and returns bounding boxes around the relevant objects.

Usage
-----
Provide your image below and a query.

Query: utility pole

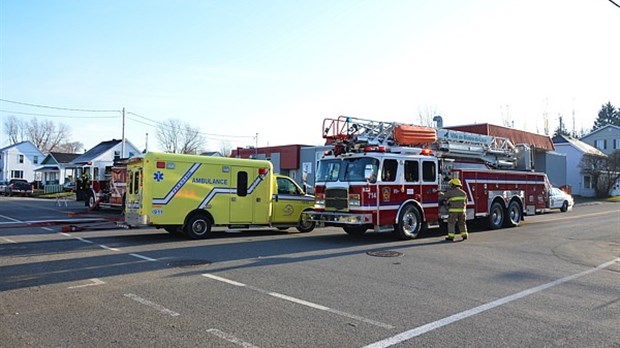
[121,107,126,158]
[144,132,149,153]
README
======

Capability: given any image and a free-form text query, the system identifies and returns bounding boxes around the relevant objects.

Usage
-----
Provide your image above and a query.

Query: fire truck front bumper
[303,211,373,226]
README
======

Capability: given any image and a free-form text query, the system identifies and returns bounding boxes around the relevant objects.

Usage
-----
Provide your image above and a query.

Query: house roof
[0,140,39,153]
[70,139,122,164]
[49,152,81,164]
[552,134,606,156]
[444,123,555,151]
[580,124,620,140]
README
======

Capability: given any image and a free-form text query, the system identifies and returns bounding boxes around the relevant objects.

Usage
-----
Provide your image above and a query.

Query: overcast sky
[1,0,618,153]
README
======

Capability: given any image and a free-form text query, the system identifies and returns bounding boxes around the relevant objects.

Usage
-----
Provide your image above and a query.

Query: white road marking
[41,227,54,232]
[207,328,260,348]
[67,278,105,289]
[363,258,620,348]
[0,237,16,243]
[75,237,94,244]
[130,253,158,262]
[0,214,22,222]
[99,244,119,251]
[124,293,180,317]
[202,273,394,329]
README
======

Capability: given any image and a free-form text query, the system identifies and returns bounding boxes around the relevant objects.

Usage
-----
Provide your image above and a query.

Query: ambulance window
[237,171,248,196]
[133,170,141,194]
[128,172,134,194]
[404,161,419,182]
[277,177,299,195]
[422,161,436,182]
[382,159,398,182]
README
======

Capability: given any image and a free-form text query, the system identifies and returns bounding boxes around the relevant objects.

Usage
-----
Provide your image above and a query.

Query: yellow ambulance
[124,152,315,238]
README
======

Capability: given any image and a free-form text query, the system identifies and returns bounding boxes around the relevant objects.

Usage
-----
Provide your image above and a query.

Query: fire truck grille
[325,188,348,210]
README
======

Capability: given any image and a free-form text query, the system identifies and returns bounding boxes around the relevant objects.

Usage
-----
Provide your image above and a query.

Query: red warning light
[420,148,433,156]
[156,161,166,168]
[258,167,269,175]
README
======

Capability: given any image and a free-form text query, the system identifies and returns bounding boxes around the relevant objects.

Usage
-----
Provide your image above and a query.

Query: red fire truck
[84,160,128,210]
[304,116,551,239]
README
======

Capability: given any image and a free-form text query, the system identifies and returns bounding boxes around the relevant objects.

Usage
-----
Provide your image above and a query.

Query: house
[579,124,620,155]
[34,152,81,186]
[0,141,45,182]
[552,135,607,197]
[68,139,141,181]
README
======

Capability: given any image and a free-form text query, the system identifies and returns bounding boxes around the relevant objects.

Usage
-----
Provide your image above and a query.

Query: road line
[75,237,94,244]
[202,273,394,329]
[41,227,54,232]
[99,244,119,251]
[67,278,105,289]
[206,328,260,348]
[0,237,16,243]
[124,293,180,317]
[130,253,158,262]
[0,214,21,222]
[363,258,620,348]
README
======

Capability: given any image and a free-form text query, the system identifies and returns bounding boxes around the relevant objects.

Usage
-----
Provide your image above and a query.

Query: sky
[1,0,619,153]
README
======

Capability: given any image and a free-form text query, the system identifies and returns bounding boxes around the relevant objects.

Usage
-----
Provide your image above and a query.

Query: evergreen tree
[593,102,620,129]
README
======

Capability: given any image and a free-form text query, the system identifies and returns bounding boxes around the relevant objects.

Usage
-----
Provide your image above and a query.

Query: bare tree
[55,141,84,153]
[219,141,232,157]
[417,105,438,127]
[579,151,620,197]
[3,115,72,152]
[156,119,205,154]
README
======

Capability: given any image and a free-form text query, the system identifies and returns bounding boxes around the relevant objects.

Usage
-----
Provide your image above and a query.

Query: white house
[580,124,620,155]
[34,152,81,186]
[68,139,141,181]
[0,141,45,182]
[553,135,607,197]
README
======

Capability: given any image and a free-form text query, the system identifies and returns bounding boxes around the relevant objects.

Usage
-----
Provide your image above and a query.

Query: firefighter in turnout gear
[441,178,468,241]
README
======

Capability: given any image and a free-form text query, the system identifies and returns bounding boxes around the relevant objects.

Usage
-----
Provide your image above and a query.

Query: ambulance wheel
[296,219,315,233]
[504,200,522,228]
[343,226,367,236]
[395,204,422,240]
[489,201,505,229]
[184,213,212,239]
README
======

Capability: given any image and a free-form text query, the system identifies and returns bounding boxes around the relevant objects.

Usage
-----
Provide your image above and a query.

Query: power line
[610,0,620,8]
[0,109,120,119]
[0,98,120,113]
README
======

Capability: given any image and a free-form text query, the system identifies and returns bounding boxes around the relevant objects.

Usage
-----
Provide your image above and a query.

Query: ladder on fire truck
[322,115,517,168]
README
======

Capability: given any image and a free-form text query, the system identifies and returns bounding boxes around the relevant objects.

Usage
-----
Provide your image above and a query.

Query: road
[0,197,618,348]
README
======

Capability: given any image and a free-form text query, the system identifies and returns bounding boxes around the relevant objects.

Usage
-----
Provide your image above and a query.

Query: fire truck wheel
[87,193,100,210]
[504,200,522,227]
[395,205,422,240]
[184,213,212,239]
[343,226,367,236]
[489,201,505,229]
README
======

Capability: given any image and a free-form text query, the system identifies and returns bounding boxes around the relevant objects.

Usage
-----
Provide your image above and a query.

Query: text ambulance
[125,152,315,238]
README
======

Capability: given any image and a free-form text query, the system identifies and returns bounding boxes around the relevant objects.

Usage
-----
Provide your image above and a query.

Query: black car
[6,179,34,196]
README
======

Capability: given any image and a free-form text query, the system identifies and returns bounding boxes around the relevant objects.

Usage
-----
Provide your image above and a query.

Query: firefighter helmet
[449,178,462,187]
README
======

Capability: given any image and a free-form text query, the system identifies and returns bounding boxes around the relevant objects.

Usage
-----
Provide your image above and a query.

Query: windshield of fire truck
[316,159,341,182]
[342,157,379,182]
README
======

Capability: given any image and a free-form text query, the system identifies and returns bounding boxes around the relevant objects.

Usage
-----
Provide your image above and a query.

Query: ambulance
[124,152,316,238]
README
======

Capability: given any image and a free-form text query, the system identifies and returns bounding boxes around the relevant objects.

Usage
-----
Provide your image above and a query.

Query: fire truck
[303,116,551,239]
[83,160,128,210]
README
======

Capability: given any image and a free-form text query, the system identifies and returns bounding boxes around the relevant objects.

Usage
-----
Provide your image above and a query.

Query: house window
[34,156,39,164]
[583,175,592,189]
[604,139,607,150]
[114,151,121,160]
[11,170,24,179]
[18,155,24,163]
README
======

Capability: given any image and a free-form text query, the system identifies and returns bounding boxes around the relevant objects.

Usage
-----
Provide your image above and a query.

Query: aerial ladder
[322,115,518,169]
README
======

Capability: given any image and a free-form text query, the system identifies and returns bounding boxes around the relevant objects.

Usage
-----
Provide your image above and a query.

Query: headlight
[349,193,361,206]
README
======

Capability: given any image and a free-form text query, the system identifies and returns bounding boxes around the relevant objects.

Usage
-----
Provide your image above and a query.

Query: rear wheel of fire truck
[395,204,422,240]
[343,225,367,236]
[87,192,100,210]
[488,201,505,229]
[504,200,522,228]
[183,213,212,239]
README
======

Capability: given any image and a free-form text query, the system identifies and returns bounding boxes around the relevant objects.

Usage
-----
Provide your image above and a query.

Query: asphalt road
[1,197,618,348]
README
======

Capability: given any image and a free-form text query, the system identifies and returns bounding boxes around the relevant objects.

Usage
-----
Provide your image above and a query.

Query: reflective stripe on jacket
[442,186,467,213]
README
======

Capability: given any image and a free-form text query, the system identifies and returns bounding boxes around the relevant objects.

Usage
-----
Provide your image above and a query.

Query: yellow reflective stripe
[448,196,466,201]
[449,208,465,213]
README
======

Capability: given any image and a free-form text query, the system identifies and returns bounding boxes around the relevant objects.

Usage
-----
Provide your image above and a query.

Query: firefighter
[440,178,468,241]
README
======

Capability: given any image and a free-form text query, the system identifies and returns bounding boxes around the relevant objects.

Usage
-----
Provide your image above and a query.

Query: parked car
[549,187,574,212]
[0,180,8,195]
[6,179,34,197]
[63,181,76,192]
